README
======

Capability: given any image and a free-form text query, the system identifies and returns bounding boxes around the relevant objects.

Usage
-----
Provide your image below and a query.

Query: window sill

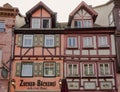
[82,46,94,49]
[98,45,110,49]
[66,47,78,49]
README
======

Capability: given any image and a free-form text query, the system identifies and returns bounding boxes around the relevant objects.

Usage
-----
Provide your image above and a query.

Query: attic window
[31,18,40,28]
[42,18,51,28]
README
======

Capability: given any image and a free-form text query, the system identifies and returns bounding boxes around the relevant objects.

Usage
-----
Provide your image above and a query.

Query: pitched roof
[26,1,55,16]
[68,1,98,26]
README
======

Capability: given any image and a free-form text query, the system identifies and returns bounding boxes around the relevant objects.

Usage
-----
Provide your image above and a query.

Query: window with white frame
[67,37,77,48]
[98,36,109,47]
[31,18,40,28]
[83,37,93,48]
[99,63,111,76]
[23,35,33,47]
[83,20,92,27]
[74,20,82,28]
[44,62,55,77]
[0,49,2,66]
[67,64,79,77]
[42,18,51,28]
[21,63,33,77]
[83,63,95,76]
[44,35,54,47]
[0,21,5,32]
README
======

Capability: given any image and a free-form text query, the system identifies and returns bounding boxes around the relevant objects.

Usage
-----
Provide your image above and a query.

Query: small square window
[74,20,82,28]
[44,62,55,77]
[99,63,112,76]
[31,18,40,28]
[44,35,54,47]
[0,21,5,32]
[83,63,95,77]
[83,20,92,27]
[21,63,33,77]
[67,64,79,77]
[98,36,109,47]
[23,35,33,47]
[83,37,93,48]
[67,37,77,48]
[42,18,51,28]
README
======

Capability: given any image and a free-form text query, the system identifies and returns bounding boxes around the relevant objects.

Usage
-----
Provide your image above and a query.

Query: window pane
[83,37,93,47]
[43,19,50,28]
[98,36,108,47]
[21,63,33,77]
[68,65,72,75]
[23,35,33,47]
[0,22,5,32]
[44,62,55,77]
[83,20,92,27]
[67,37,77,48]
[45,35,54,47]
[75,21,82,28]
[32,18,40,28]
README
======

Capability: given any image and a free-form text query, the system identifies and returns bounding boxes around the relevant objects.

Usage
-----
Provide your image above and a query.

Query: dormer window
[42,18,51,28]
[74,20,92,28]
[31,18,40,28]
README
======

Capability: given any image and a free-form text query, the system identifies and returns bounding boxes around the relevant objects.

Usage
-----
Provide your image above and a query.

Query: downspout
[8,27,14,92]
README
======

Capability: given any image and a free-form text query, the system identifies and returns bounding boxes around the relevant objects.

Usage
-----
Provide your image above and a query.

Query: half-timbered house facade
[10,1,63,92]
[10,1,117,92]
[64,1,117,92]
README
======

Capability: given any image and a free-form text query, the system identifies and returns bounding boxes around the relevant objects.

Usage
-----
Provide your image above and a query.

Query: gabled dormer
[68,1,98,28]
[26,1,56,28]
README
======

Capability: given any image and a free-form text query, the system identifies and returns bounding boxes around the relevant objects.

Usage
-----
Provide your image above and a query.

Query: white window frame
[99,63,112,76]
[44,62,55,77]
[83,20,92,27]
[21,63,33,77]
[83,37,93,48]
[44,35,54,47]
[31,18,40,28]
[67,64,79,77]
[75,20,82,28]
[0,21,5,32]
[83,63,95,77]
[67,37,77,48]
[42,18,51,28]
[23,35,33,47]
[98,36,109,47]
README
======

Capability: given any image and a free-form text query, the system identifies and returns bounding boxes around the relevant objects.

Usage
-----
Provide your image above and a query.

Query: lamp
[59,79,62,88]
[11,79,16,89]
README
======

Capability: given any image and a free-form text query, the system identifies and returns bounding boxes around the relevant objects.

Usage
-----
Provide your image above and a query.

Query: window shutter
[34,63,39,77]
[33,34,44,47]
[56,63,60,76]
[17,34,22,46]
[16,62,21,77]
[55,34,60,47]
[74,21,77,27]
[38,63,43,76]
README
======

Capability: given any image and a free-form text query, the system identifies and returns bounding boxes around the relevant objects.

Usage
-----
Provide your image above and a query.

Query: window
[0,21,5,32]
[83,20,92,27]
[0,49,2,66]
[67,37,77,48]
[42,19,50,28]
[83,63,95,77]
[74,20,82,28]
[23,35,33,47]
[21,63,33,77]
[83,37,93,48]
[67,64,79,77]
[99,63,111,76]
[31,18,40,28]
[98,36,109,47]
[44,35,54,47]
[44,62,55,77]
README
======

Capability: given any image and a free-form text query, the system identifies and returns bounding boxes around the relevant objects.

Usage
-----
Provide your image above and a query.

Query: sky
[0,0,110,22]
